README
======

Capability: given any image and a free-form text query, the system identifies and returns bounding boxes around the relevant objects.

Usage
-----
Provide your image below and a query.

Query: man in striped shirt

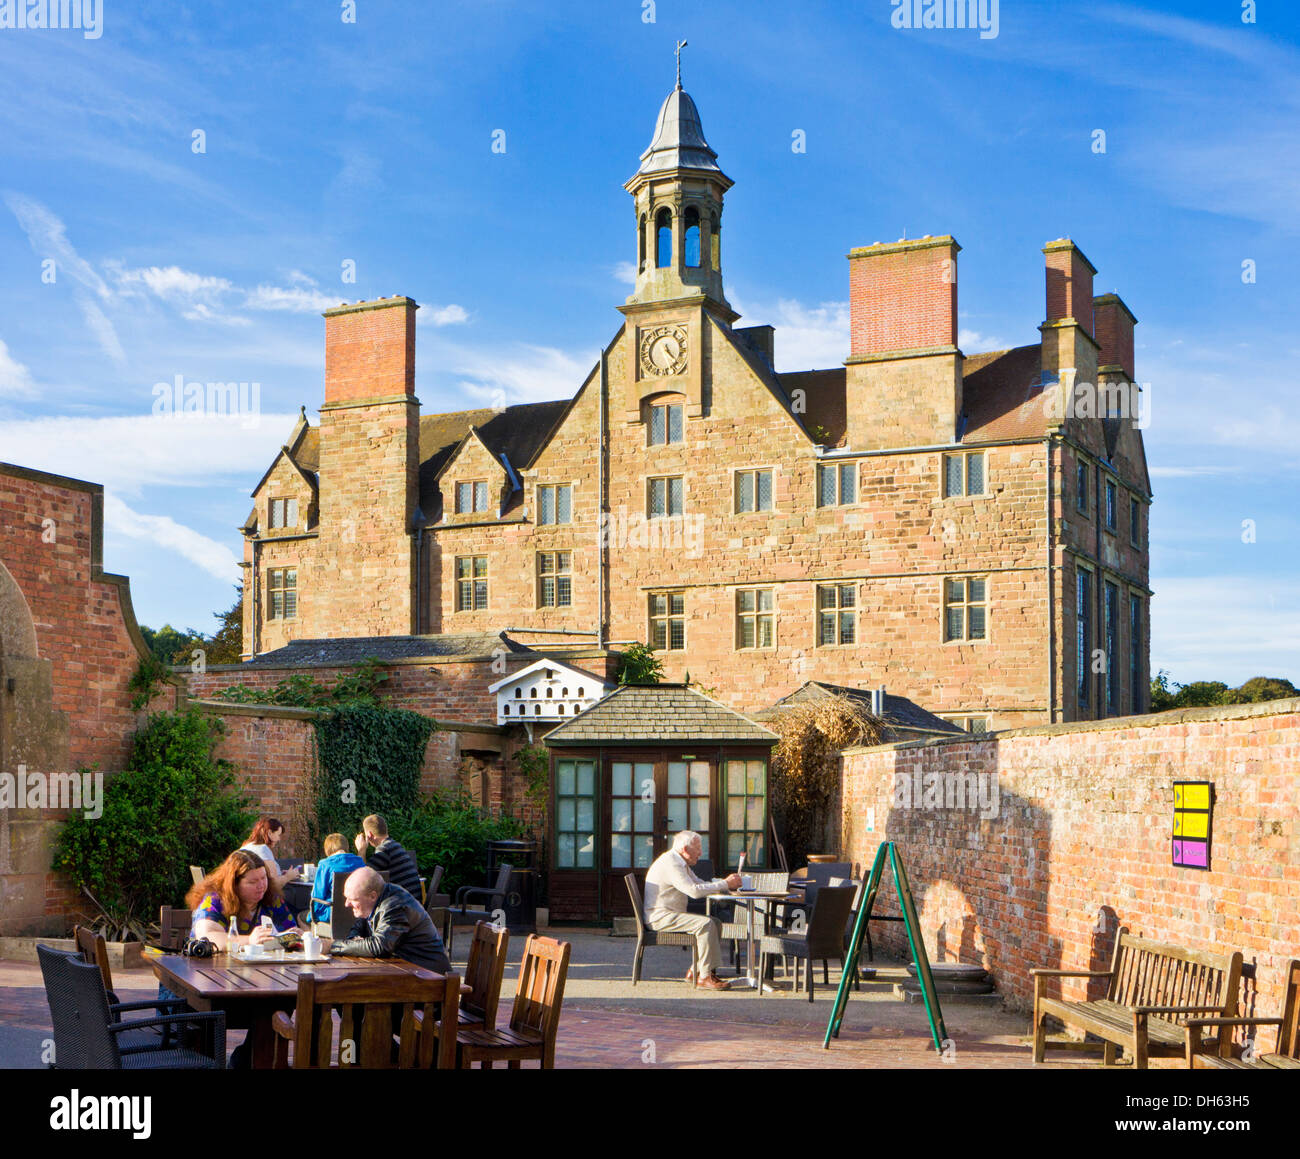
[354,814,422,898]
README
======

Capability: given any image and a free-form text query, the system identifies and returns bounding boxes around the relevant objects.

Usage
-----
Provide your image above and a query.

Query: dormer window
[269,497,298,529]
[456,481,488,514]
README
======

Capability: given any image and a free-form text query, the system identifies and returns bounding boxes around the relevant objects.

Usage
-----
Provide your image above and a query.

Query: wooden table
[151,952,441,1068]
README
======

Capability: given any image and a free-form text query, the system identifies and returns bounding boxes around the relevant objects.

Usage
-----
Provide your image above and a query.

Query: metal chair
[713,871,790,968]
[624,873,698,984]
[445,863,512,955]
[758,884,857,1003]
[423,864,451,935]
[271,967,460,1069]
[38,944,225,1068]
[456,935,571,1068]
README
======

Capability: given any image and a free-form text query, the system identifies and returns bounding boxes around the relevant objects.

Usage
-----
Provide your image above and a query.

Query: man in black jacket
[330,867,451,975]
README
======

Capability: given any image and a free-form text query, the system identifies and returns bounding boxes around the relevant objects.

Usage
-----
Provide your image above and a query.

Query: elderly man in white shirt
[644,829,741,991]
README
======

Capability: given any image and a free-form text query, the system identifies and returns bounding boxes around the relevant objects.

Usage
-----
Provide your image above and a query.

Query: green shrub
[388,793,526,898]
[53,709,255,940]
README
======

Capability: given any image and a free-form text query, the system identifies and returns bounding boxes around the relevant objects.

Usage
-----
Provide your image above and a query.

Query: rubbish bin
[486,839,539,934]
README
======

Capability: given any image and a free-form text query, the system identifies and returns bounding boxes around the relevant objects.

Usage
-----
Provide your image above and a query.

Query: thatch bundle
[769,695,883,867]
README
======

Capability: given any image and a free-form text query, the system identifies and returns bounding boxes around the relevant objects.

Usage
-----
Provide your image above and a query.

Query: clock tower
[618,61,736,421]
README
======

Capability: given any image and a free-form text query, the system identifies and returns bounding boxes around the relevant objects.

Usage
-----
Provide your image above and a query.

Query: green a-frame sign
[824,841,948,1052]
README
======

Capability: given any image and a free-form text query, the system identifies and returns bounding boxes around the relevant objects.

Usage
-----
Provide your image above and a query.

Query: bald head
[343,867,385,918]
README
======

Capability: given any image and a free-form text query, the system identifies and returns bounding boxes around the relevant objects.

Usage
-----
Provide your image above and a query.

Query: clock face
[640,325,688,376]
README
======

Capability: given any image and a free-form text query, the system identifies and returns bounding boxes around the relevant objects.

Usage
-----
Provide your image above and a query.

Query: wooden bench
[1031,928,1242,1068]
[1185,958,1299,1070]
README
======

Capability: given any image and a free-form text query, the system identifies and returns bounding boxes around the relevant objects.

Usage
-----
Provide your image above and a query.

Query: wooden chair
[158,906,193,952]
[460,921,510,1030]
[456,935,570,1069]
[1186,959,1300,1069]
[625,872,698,984]
[189,866,205,886]
[271,967,460,1069]
[73,925,117,1002]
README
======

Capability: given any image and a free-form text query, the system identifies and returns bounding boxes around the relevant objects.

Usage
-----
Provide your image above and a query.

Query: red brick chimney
[848,235,959,358]
[844,235,962,450]
[1043,240,1096,336]
[1093,292,1137,379]
[323,296,418,404]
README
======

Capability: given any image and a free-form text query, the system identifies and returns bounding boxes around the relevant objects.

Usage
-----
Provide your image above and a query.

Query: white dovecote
[488,659,612,726]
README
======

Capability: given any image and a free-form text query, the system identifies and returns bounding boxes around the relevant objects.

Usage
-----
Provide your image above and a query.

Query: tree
[140,623,205,665]
[618,642,664,685]
[1225,676,1299,704]
[1173,681,1232,708]
[204,585,244,665]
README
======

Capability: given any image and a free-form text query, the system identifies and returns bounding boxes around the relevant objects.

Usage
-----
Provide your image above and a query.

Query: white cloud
[1152,574,1300,686]
[244,283,339,313]
[0,413,299,498]
[0,338,39,398]
[958,329,1010,353]
[613,261,637,286]
[428,340,596,407]
[4,192,126,364]
[1149,466,1240,479]
[417,304,470,327]
[102,493,242,582]
[729,296,850,372]
[113,264,235,300]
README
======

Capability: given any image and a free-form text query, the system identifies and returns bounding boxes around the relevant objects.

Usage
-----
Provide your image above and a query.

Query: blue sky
[0,0,1295,686]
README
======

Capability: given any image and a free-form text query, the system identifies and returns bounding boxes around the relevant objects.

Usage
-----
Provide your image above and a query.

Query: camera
[182,936,215,958]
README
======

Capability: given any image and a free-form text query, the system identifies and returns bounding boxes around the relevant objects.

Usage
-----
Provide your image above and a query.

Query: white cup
[742,875,754,891]
[244,941,264,957]
[302,933,320,958]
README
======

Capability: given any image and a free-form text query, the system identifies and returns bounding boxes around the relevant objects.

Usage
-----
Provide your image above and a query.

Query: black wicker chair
[713,871,790,969]
[758,884,857,1003]
[445,863,512,955]
[423,864,451,936]
[38,944,226,1069]
[625,873,698,984]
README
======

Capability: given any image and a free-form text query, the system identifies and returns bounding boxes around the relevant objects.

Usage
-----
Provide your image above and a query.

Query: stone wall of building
[0,463,166,935]
[839,699,1300,1023]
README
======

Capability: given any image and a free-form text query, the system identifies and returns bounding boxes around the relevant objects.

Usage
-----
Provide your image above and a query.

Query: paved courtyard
[0,927,1103,1069]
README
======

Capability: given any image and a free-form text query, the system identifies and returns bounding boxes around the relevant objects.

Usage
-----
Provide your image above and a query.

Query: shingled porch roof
[543,683,779,748]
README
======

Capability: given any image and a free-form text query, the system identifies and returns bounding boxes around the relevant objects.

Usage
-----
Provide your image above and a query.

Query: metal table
[707,890,801,992]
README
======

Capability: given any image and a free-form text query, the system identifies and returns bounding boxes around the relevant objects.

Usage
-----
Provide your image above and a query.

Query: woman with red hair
[240,816,300,889]
[187,850,298,950]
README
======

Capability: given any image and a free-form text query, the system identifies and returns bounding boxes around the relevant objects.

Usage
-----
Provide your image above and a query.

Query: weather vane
[676,39,687,88]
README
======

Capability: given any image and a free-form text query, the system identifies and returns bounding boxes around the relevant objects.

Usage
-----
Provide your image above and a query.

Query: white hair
[672,830,701,854]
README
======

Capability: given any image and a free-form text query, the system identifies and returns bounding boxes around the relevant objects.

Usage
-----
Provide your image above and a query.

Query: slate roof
[247,632,534,667]
[959,344,1049,443]
[543,683,779,748]
[635,85,728,180]
[757,681,965,738]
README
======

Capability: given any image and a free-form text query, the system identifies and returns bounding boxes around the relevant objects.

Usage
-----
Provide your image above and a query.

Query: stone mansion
[238,79,1151,732]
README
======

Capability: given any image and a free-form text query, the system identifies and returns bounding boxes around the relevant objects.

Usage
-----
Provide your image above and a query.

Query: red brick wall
[1044,240,1095,334]
[0,464,161,935]
[840,700,1300,1026]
